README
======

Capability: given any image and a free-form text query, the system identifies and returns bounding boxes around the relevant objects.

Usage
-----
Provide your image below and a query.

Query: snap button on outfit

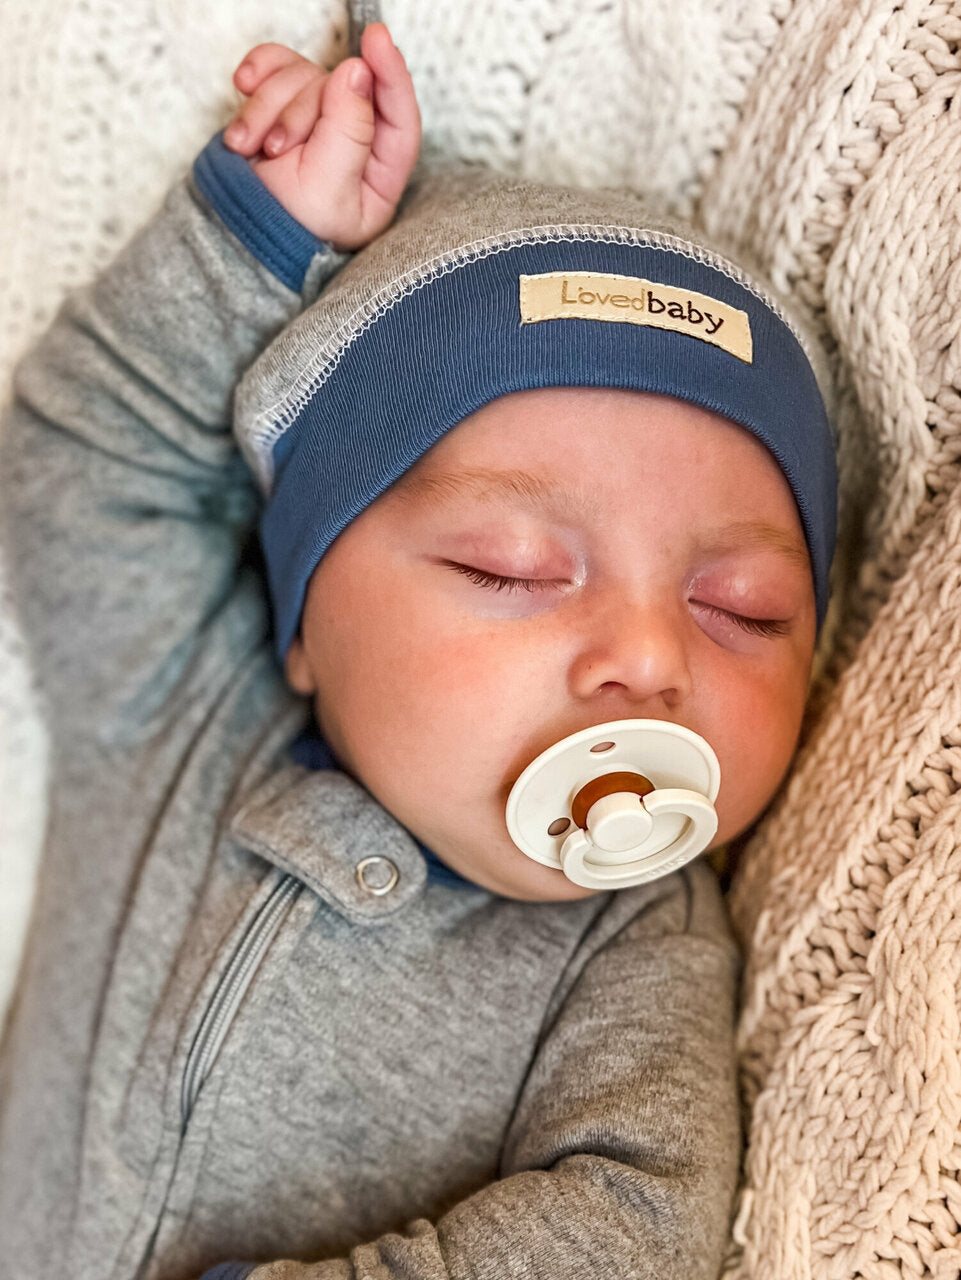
[356,855,400,896]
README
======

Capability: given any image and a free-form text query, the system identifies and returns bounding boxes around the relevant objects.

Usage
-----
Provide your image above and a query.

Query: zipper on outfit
[180,872,302,1132]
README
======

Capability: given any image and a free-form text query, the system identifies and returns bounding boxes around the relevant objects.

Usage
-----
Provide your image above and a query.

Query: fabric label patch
[519,271,753,363]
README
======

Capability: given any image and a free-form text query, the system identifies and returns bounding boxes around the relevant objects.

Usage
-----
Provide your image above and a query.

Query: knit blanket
[2,1,960,1275]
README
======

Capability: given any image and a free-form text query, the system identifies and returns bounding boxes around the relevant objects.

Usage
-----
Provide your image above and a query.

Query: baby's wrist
[247,157,379,253]
[193,130,330,294]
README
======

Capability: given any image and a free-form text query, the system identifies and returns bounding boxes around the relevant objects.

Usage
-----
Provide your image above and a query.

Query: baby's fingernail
[264,126,286,154]
[224,120,247,146]
[350,62,373,98]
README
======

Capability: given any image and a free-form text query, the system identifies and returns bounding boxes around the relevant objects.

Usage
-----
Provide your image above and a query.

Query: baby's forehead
[393,386,775,495]
[385,388,809,559]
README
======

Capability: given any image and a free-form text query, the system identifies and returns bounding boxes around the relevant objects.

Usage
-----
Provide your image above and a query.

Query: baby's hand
[224,22,420,252]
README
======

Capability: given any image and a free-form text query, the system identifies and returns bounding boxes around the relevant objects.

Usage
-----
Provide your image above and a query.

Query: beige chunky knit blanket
[2,1,961,1276]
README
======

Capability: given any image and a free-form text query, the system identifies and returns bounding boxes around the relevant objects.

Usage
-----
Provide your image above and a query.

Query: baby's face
[285,387,817,900]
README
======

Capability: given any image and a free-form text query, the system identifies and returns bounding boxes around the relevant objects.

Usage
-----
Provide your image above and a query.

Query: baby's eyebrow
[389,466,602,521]
[391,467,810,567]
[699,521,810,569]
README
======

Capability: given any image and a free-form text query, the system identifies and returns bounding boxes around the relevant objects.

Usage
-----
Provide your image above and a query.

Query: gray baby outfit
[0,118,742,1280]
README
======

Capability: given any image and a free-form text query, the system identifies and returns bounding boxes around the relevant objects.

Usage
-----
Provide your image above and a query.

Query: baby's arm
[0,24,418,748]
[199,859,742,1280]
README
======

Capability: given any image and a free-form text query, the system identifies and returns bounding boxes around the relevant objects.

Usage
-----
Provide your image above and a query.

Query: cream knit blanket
[2,1,960,1276]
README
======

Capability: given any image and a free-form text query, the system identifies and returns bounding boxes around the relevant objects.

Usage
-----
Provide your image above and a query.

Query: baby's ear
[283,634,316,696]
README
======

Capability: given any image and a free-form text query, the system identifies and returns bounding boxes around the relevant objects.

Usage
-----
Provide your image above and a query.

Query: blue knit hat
[232,168,837,660]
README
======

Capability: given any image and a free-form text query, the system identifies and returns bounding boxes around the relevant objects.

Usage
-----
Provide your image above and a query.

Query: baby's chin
[482,868,600,903]
[434,836,601,901]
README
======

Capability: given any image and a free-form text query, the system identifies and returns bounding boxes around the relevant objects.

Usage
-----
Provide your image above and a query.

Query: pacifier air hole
[548,740,618,836]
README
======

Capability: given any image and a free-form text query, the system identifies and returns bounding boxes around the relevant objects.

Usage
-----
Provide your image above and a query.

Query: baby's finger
[302,57,376,189]
[225,60,323,155]
[359,25,421,205]
[232,42,308,96]
[261,74,329,158]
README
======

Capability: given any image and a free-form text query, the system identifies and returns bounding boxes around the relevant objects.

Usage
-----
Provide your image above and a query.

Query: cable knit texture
[3,1,961,1276]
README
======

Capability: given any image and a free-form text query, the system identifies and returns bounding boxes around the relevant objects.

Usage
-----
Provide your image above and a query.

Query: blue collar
[288,720,473,891]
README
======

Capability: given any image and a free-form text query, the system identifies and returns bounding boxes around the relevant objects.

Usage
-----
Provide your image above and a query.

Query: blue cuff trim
[198,1263,259,1280]
[192,129,324,293]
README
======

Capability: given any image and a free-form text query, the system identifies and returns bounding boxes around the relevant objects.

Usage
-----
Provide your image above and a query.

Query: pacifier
[505,719,720,890]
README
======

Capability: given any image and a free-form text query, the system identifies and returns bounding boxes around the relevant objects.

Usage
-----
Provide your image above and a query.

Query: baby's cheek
[413,621,532,702]
[707,667,808,831]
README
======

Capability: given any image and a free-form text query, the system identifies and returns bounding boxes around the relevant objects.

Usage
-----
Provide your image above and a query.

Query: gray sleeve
[237,858,743,1280]
[0,171,346,747]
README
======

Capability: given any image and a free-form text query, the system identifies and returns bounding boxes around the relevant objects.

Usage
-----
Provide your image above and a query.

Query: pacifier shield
[505,719,721,889]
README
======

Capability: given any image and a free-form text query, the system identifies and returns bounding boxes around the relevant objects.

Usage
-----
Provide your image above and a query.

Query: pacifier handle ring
[560,788,718,889]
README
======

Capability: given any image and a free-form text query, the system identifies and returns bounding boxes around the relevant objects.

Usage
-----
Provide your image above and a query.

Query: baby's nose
[566,587,693,711]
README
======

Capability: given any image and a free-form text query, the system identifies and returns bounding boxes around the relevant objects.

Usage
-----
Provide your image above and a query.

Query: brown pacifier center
[570,771,655,831]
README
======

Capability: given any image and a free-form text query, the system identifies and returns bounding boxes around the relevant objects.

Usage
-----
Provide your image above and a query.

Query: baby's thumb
[304,57,375,194]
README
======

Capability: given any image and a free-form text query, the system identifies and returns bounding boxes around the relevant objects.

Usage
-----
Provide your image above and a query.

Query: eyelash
[698,607,789,639]
[445,562,790,637]
[446,562,551,594]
